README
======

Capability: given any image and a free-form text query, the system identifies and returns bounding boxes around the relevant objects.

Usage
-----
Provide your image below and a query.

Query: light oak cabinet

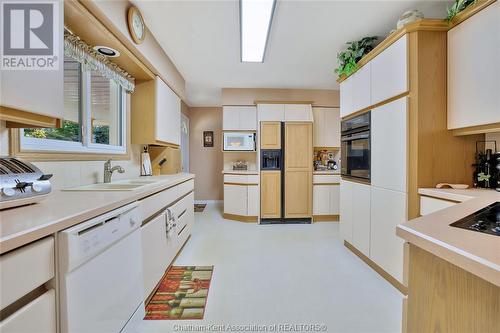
[223,106,257,130]
[371,97,407,192]
[370,34,408,105]
[260,171,281,218]
[447,1,500,130]
[132,76,181,146]
[370,187,407,282]
[260,122,281,149]
[313,107,340,147]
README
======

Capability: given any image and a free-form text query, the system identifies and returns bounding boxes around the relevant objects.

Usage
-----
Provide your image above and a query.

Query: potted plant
[446,0,476,21]
[335,36,378,78]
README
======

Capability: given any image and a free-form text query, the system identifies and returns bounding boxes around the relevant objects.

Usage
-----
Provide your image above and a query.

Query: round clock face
[132,12,144,39]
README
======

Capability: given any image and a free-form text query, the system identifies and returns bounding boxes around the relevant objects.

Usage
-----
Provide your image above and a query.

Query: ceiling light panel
[240,0,276,62]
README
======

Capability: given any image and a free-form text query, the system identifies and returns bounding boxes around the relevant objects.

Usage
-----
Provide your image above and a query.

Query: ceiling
[133,0,448,106]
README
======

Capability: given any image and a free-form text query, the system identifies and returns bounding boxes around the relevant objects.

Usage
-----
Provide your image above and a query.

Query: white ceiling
[133,0,448,106]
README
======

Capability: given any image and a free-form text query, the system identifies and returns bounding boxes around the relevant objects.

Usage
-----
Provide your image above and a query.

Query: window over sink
[21,56,126,154]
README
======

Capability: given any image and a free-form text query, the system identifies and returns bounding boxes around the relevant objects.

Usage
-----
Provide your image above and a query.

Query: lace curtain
[64,32,135,93]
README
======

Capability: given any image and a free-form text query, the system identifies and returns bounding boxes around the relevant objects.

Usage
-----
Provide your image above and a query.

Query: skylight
[240,0,276,63]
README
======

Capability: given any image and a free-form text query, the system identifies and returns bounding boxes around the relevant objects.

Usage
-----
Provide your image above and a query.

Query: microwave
[223,132,256,151]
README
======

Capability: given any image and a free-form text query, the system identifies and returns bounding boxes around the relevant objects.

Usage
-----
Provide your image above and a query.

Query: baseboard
[222,213,258,223]
[313,215,339,222]
[344,240,408,295]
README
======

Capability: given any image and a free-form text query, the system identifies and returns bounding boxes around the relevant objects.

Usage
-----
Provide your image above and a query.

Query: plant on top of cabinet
[334,36,378,78]
[446,0,476,21]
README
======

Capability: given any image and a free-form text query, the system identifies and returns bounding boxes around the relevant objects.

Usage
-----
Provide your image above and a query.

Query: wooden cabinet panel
[224,184,248,216]
[370,186,406,283]
[260,122,281,149]
[351,182,371,257]
[284,104,313,121]
[313,107,340,147]
[339,180,353,242]
[261,171,281,218]
[371,97,408,192]
[447,1,500,129]
[285,171,312,218]
[371,34,408,105]
[258,104,284,121]
[340,77,353,118]
[285,122,312,170]
[351,63,372,112]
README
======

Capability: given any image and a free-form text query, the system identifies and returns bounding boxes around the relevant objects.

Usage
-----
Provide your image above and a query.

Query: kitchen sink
[63,178,159,191]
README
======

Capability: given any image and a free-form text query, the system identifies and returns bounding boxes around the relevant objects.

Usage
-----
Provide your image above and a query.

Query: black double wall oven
[341,112,371,182]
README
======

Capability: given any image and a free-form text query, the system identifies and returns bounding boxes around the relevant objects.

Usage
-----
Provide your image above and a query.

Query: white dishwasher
[58,202,145,333]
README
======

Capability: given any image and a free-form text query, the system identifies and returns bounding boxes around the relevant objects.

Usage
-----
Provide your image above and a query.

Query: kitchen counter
[396,187,500,286]
[222,170,259,175]
[0,173,195,254]
[313,170,340,175]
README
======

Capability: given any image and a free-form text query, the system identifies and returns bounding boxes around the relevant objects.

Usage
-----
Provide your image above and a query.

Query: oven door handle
[341,133,370,141]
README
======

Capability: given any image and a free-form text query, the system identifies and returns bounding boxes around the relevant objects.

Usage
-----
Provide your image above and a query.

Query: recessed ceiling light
[93,46,120,57]
[240,0,276,63]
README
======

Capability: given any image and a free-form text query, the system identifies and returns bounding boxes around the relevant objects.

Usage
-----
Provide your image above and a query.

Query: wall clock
[127,6,146,45]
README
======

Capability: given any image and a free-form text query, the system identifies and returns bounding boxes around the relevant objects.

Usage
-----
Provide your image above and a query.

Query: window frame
[19,62,127,155]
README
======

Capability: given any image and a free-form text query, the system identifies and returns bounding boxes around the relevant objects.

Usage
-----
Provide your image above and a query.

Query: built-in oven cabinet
[371,97,408,193]
[447,1,500,131]
[223,106,257,131]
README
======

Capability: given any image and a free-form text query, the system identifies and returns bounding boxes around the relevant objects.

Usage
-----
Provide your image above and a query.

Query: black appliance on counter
[450,202,500,236]
[261,149,282,170]
[341,112,371,182]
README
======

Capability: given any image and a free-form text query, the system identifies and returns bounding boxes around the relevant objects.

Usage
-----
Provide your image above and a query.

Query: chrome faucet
[103,159,125,183]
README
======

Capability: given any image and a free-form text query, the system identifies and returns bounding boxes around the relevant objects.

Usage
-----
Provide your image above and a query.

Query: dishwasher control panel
[58,202,140,273]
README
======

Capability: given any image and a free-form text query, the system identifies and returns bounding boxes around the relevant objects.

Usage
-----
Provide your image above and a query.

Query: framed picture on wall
[203,131,214,147]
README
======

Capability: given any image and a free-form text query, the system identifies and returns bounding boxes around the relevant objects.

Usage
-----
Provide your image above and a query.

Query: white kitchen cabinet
[339,180,353,242]
[420,196,457,216]
[371,35,408,105]
[313,185,331,215]
[351,182,371,257]
[156,77,181,145]
[223,106,257,130]
[247,185,259,216]
[0,3,63,124]
[132,76,181,146]
[258,104,285,121]
[447,1,500,130]
[0,289,56,333]
[284,104,313,121]
[370,187,407,283]
[224,184,248,216]
[371,97,407,192]
[141,213,169,297]
[340,77,353,118]
[313,107,340,147]
[351,63,371,112]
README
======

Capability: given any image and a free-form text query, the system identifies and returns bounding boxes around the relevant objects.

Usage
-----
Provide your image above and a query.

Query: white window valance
[64,32,135,93]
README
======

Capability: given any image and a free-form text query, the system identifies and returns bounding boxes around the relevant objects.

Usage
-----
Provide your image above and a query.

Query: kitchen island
[396,188,499,332]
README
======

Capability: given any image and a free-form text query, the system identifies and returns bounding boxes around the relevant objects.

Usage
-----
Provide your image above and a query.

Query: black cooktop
[450,202,500,236]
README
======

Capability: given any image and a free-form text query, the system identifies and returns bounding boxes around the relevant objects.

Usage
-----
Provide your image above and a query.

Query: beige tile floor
[139,201,403,333]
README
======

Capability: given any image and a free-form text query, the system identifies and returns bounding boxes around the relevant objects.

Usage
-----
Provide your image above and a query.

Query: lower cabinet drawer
[0,237,54,310]
[313,174,341,184]
[224,174,259,184]
[0,289,56,333]
[172,192,194,231]
[140,187,178,221]
[177,179,195,197]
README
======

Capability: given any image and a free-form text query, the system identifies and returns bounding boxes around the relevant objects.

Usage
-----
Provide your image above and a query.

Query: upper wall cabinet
[448,1,500,131]
[370,34,408,105]
[313,107,340,147]
[223,106,257,131]
[0,3,64,128]
[351,63,371,112]
[258,104,312,122]
[132,77,181,146]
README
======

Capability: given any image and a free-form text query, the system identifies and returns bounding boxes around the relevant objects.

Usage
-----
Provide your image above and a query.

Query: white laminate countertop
[0,173,195,254]
[396,187,500,286]
[313,170,340,175]
[222,170,259,175]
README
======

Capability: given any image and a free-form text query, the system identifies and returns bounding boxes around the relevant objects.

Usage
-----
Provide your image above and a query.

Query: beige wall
[221,88,339,107]
[84,0,186,100]
[186,107,223,200]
